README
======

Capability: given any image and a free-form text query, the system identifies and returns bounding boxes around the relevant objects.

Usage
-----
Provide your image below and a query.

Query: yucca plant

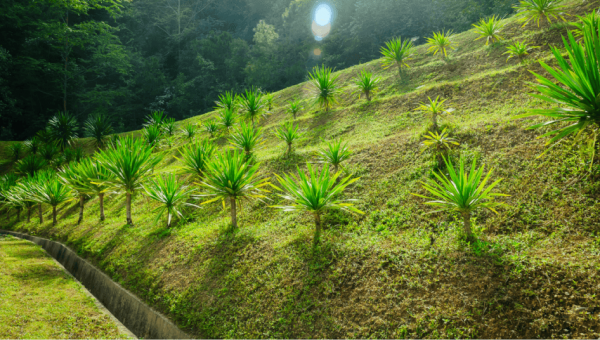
[229,121,264,160]
[15,154,47,177]
[181,122,197,141]
[39,142,60,163]
[421,129,460,168]
[73,158,114,221]
[219,108,237,133]
[30,169,74,225]
[287,99,303,120]
[274,121,303,156]
[84,113,114,150]
[162,118,177,136]
[145,110,167,127]
[513,0,567,27]
[0,173,18,221]
[309,65,341,112]
[95,137,163,225]
[143,124,163,146]
[472,15,505,45]
[380,37,415,80]
[317,139,352,174]
[271,163,363,245]
[413,157,508,240]
[5,181,37,223]
[197,150,270,230]
[7,142,24,162]
[240,88,267,127]
[60,161,95,224]
[143,174,198,228]
[177,140,216,178]
[203,119,220,138]
[24,137,42,155]
[504,41,539,62]
[415,96,454,131]
[17,170,53,224]
[572,11,600,40]
[353,69,381,101]
[215,91,238,112]
[47,111,79,150]
[516,23,600,171]
[264,92,276,111]
[426,30,457,60]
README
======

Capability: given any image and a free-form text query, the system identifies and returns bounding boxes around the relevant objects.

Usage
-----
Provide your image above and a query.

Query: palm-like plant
[95,137,163,225]
[197,150,270,229]
[271,163,362,245]
[264,92,276,111]
[39,142,60,163]
[143,174,198,228]
[181,122,197,141]
[162,118,177,136]
[426,30,457,60]
[215,91,238,111]
[287,99,303,120]
[84,113,114,150]
[47,111,79,150]
[177,140,216,178]
[380,37,416,79]
[229,121,263,159]
[35,128,53,144]
[203,119,220,138]
[274,121,303,156]
[30,170,74,225]
[472,15,505,45]
[7,142,24,162]
[353,69,381,101]
[421,129,459,168]
[571,11,600,40]
[219,108,237,133]
[513,0,566,27]
[72,158,114,221]
[145,111,166,127]
[143,124,163,146]
[60,161,94,224]
[240,88,267,127]
[0,173,18,221]
[413,157,508,240]
[415,96,454,131]
[18,170,53,224]
[5,181,37,223]
[24,137,42,155]
[317,139,352,174]
[309,65,341,113]
[516,25,600,170]
[15,155,47,177]
[504,41,539,62]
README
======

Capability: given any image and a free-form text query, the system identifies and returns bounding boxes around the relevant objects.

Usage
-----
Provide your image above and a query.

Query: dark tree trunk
[52,206,57,226]
[38,204,43,224]
[126,192,133,225]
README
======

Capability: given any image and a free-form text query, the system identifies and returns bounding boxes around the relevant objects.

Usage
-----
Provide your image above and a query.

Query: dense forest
[0,0,516,140]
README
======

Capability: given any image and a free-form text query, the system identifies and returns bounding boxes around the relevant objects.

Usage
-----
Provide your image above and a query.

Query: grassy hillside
[2,1,600,338]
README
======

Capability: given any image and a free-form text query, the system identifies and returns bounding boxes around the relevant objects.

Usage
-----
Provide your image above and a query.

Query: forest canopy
[0,0,516,140]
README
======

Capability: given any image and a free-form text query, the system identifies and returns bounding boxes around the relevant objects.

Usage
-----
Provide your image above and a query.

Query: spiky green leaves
[145,111,166,127]
[287,99,303,120]
[353,69,381,101]
[162,118,176,136]
[240,88,267,126]
[143,124,163,146]
[513,0,566,27]
[7,142,24,162]
[415,96,454,130]
[215,91,238,111]
[309,65,340,112]
[229,121,263,159]
[271,163,362,244]
[47,112,79,150]
[274,121,303,156]
[15,155,47,177]
[380,37,415,78]
[504,41,538,62]
[84,113,114,149]
[472,15,505,45]
[29,170,74,225]
[178,140,216,178]
[219,108,237,132]
[317,139,352,173]
[203,119,220,138]
[143,174,198,228]
[24,137,42,155]
[426,30,457,59]
[181,122,197,141]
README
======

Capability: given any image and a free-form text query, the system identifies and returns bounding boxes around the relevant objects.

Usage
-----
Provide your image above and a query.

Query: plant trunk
[99,193,105,221]
[230,196,237,229]
[287,143,292,157]
[126,192,133,225]
[52,206,57,226]
[38,204,43,224]
[365,91,371,101]
[313,213,322,246]
[432,112,438,131]
[78,195,84,225]
[462,211,473,240]
[167,212,172,228]
[27,207,31,223]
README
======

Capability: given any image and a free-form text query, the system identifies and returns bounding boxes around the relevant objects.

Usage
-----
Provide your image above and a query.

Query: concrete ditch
[0,229,191,339]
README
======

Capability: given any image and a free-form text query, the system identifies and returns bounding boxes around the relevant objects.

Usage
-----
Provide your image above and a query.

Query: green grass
[1,0,600,338]
[0,235,131,339]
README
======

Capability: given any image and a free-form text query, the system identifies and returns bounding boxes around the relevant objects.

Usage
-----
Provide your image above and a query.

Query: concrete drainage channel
[0,229,191,339]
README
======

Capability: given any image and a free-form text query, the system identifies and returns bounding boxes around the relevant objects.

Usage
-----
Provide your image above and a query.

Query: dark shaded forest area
[0,0,515,140]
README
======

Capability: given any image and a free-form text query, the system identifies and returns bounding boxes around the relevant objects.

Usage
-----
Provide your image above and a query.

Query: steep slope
[2,1,600,338]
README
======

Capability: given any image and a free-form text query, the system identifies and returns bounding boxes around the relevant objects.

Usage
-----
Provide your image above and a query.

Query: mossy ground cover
[0,234,132,338]
[2,0,600,338]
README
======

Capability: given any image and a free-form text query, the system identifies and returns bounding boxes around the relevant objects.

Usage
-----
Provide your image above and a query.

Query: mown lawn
[0,234,132,339]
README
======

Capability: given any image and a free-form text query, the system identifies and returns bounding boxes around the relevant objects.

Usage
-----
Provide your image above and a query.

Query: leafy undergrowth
[0,235,131,338]
[2,0,600,338]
